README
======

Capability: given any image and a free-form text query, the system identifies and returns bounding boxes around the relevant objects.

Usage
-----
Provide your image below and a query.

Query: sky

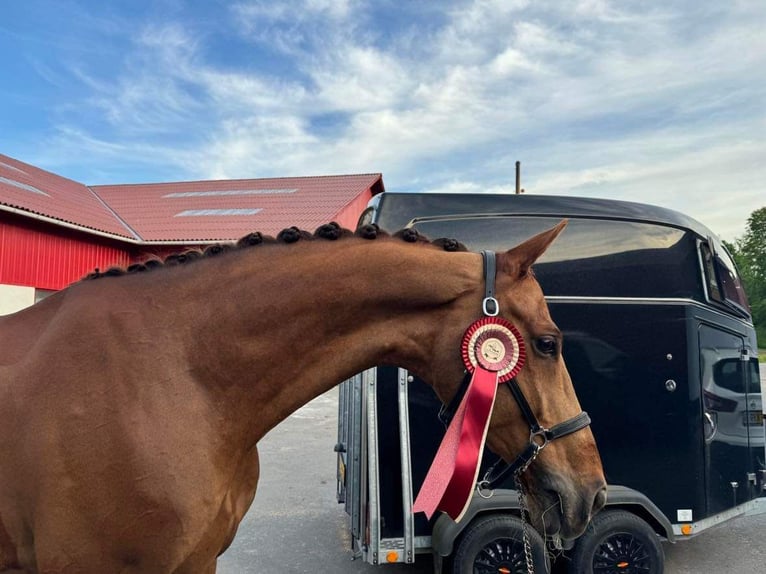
[0,0,764,241]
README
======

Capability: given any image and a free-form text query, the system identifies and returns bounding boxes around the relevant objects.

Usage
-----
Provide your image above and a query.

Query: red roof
[0,153,384,243]
[0,154,134,238]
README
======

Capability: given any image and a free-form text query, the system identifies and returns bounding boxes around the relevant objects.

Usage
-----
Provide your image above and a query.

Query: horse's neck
[0,290,67,366]
[177,240,481,441]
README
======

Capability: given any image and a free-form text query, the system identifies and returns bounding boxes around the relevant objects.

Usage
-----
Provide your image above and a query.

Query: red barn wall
[332,188,374,230]
[0,215,132,291]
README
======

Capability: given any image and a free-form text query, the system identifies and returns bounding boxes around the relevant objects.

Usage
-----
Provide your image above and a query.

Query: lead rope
[515,473,536,574]
[512,435,544,574]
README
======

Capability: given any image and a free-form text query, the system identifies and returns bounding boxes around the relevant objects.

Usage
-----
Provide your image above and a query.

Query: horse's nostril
[592,485,607,516]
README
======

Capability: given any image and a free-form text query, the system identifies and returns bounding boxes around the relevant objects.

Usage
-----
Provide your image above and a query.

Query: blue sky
[1,0,764,240]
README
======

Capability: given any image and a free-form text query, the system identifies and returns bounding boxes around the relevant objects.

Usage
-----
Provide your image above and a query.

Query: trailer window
[410,216,701,299]
[716,245,750,312]
[700,242,750,313]
[700,243,723,302]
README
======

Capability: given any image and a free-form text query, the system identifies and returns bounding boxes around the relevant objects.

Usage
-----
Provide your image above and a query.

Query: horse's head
[429,221,606,540]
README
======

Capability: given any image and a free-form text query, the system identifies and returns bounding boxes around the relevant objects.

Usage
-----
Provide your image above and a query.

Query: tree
[728,207,766,347]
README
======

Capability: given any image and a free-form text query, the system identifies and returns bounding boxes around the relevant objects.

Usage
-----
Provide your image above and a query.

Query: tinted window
[700,243,723,302]
[411,216,702,298]
[716,244,750,312]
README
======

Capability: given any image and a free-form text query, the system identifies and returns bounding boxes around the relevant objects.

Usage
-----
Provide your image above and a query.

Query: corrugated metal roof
[0,154,136,239]
[91,174,383,242]
[0,153,384,243]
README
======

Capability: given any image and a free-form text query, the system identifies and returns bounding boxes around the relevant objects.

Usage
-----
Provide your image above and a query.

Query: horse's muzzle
[535,474,608,540]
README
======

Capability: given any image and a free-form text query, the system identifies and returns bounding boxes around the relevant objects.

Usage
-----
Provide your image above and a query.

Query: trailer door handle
[703,411,717,442]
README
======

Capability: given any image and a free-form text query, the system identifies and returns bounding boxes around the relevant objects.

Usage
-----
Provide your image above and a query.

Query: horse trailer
[335,193,764,574]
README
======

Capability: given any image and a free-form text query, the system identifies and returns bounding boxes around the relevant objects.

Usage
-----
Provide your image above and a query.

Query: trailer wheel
[568,510,664,574]
[451,514,549,574]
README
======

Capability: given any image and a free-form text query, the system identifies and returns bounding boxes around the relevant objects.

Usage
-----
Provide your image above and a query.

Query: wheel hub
[593,533,651,574]
[474,538,525,574]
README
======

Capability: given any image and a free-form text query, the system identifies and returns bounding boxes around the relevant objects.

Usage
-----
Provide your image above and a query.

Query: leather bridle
[438,250,592,492]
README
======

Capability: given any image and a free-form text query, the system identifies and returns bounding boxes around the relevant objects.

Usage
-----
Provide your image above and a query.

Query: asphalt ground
[218,374,766,574]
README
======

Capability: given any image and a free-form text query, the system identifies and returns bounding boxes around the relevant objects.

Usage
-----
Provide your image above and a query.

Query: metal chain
[515,473,535,574]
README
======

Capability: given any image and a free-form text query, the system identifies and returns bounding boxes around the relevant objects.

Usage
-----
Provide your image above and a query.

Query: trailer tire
[451,514,548,574]
[568,509,664,574]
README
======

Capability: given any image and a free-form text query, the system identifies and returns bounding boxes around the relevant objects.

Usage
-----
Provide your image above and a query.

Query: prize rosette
[461,316,526,382]
[413,316,527,522]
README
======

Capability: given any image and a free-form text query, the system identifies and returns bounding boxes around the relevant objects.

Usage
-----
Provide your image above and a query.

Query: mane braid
[394,228,430,244]
[203,244,233,257]
[80,223,464,282]
[355,223,387,240]
[431,237,468,252]
[314,222,354,240]
[277,227,314,244]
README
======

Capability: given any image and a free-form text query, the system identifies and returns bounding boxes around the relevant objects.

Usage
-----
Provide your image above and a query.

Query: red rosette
[461,316,526,383]
[414,317,528,521]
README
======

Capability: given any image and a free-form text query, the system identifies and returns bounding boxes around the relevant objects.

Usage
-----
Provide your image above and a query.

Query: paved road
[219,374,766,574]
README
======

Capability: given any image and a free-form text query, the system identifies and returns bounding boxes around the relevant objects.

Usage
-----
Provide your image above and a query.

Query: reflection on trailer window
[699,242,750,313]
[716,246,750,312]
[410,216,701,299]
[700,243,723,302]
[712,357,762,394]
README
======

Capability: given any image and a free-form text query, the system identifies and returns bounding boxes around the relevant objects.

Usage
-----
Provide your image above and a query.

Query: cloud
[23,0,766,239]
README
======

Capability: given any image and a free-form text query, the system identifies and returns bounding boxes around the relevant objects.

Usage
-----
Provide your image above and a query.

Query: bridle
[438,250,592,492]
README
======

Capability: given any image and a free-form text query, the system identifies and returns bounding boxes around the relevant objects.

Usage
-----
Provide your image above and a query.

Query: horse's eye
[535,336,558,356]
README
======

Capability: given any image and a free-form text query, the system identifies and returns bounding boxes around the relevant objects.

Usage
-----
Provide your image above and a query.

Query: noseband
[438,251,592,492]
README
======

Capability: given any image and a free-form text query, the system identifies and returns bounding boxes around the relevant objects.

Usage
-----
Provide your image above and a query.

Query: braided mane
[83,222,467,281]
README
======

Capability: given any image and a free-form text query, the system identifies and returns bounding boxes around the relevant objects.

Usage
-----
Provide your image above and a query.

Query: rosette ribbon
[413,316,526,522]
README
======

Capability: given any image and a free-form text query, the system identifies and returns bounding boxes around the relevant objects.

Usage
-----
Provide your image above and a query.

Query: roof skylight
[0,175,49,196]
[0,162,29,175]
[163,189,297,198]
[174,208,263,217]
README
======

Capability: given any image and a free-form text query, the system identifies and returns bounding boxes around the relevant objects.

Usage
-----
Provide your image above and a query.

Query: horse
[0,221,605,573]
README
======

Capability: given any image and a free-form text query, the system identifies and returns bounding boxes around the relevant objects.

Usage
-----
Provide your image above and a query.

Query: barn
[0,152,384,315]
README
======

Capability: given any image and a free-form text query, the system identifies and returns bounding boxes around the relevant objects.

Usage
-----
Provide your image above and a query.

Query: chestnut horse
[0,222,605,573]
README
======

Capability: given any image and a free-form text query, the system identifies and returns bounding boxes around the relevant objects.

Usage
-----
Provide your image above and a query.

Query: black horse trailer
[335,193,764,574]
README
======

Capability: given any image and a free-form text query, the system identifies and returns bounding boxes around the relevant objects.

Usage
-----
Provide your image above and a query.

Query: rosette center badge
[461,317,526,382]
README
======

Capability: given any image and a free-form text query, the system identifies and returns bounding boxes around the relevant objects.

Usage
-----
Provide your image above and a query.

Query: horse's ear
[499,219,568,279]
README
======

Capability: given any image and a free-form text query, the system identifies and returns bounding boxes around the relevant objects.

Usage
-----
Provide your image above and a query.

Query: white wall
[0,284,36,315]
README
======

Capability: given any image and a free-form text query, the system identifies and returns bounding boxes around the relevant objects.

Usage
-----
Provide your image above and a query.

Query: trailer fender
[431,491,521,557]
[431,484,674,558]
[604,485,675,542]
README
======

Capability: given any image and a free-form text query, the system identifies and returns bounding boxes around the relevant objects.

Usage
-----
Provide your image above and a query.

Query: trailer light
[681,524,693,535]
[386,551,399,563]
